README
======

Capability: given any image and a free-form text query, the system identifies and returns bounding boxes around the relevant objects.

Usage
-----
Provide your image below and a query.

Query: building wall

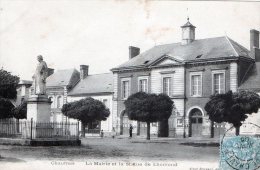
[151,66,185,96]
[113,59,255,138]
[47,87,67,123]
[240,92,260,136]
[16,84,31,105]
[113,69,160,135]
[185,62,231,137]
[238,59,254,86]
[151,66,185,137]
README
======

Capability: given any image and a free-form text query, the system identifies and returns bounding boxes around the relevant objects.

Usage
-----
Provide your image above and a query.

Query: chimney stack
[250,29,260,62]
[80,65,89,80]
[47,68,54,77]
[129,46,140,60]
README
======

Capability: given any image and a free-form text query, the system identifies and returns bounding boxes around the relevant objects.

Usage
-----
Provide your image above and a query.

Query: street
[0,137,219,162]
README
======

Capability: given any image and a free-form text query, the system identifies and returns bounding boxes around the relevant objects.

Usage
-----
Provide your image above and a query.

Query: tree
[205,90,260,136]
[0,98,14,119]
[124,92,174,140]
[0,69,19,119]
[12,101,27,120]
[0,69,19,99]
[61,97,110,137]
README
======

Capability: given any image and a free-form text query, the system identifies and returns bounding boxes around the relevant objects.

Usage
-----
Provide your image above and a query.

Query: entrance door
[123,114,130,135]
[189,109,203,137]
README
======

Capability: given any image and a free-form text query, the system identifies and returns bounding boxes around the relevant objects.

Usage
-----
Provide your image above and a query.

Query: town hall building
[111,18,259,138]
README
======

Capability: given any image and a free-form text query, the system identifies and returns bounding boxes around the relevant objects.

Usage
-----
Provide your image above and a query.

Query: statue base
[27,95,52,122]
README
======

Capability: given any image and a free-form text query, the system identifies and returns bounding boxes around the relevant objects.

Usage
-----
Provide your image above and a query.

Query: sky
[0,0,260,80]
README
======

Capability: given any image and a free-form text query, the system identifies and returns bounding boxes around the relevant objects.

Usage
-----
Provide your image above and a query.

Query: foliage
[0,97,14,119]
[0,69,20,100]
[124,92,174,139]
[61,97,110,124]
[0,69,20,119]
[125,92,173,122]
[205,90,260,135]
[12,101,27,119]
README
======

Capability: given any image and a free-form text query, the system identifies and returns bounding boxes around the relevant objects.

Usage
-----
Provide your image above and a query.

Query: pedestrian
[129,124,133,138]
[112,127,116,139]
[100,129,104,138]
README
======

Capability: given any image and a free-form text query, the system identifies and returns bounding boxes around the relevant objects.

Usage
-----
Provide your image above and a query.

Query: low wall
[0,138,81,146]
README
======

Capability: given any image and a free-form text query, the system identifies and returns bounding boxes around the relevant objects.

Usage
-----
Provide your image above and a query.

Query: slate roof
[112,36,252,70]
[19,80,32,85]
[46,69,79,87]
[68,73,113,96]
[181,20,196,28]
[239,62,260,91]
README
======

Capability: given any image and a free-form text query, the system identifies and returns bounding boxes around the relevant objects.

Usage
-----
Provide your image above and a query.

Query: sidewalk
[84,135,220,146]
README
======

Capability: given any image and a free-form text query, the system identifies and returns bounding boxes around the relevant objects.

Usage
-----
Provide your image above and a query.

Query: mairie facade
[111,19,260,138]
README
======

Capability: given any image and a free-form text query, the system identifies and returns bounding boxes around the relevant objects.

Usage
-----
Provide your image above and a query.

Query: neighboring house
[46,68,80,123]
[16,80,33,106]
[111,18,258,138]
[238,29,260,136]
[67,65,114,135]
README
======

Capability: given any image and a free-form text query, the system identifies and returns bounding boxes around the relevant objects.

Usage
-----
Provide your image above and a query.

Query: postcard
[0,0,260,170]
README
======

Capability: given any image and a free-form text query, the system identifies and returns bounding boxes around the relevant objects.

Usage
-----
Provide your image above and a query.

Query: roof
[181,20,196,28]
[19,80,32,85]
[68,73,113,96]
[46,69,79,87]
[112,36,252,70]
[239,62,260,91]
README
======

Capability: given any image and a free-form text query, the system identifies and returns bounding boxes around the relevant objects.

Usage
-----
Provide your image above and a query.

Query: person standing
[129,124,133,138]
[112,127,116,139]
[100,129,104,138]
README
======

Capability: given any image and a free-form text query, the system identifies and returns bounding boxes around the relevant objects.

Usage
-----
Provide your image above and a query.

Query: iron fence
[85,129,100,134]
[0,119,79,140]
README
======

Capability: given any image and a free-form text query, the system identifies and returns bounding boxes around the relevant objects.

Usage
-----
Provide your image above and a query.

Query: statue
[32,55,48,95]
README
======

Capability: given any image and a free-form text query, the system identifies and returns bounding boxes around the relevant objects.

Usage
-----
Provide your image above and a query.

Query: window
[152,122,157,127]
[213,72,225,94]
[138,78,148,93]
[49,97,54,108]
[163,77,172,96]
[191,74,202,97]
[57,96,63,108]
[122,80,130,99]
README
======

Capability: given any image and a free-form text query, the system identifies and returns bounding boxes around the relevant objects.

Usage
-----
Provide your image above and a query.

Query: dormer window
[144,60,149,64]
[196,54,202,59]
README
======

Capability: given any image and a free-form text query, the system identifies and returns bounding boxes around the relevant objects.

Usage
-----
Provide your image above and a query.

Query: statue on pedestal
[32,55,48,95]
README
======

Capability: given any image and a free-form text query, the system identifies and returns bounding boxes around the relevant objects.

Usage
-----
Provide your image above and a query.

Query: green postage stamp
[220,136,260,170]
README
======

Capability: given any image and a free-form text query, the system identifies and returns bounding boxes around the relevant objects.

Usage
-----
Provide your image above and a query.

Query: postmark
[220,136,260,170]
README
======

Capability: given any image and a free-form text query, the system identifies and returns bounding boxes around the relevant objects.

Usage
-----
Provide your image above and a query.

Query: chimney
[47,68,54,77]
[80,65,89,80]
[181,17,196,45]
[129,46,140,60]
[250,29,260,62]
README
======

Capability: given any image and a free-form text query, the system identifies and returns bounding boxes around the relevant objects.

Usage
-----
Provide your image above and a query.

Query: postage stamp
[220,136,260,170]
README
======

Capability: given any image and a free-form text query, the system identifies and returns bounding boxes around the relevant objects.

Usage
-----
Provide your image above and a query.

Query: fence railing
[0,119,79,140]
[85,129,100,134]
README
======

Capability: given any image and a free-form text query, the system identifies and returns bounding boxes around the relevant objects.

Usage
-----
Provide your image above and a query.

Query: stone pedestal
[27,95,52,122]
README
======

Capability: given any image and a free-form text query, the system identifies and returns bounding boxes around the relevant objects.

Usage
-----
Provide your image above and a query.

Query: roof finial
[186,8,189,22]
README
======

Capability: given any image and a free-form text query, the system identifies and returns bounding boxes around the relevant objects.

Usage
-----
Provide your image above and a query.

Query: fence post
[30,118,33,140]
[77,121,79,140]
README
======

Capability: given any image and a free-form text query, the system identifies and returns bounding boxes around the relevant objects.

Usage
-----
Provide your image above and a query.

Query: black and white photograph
[0,0,260,170]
